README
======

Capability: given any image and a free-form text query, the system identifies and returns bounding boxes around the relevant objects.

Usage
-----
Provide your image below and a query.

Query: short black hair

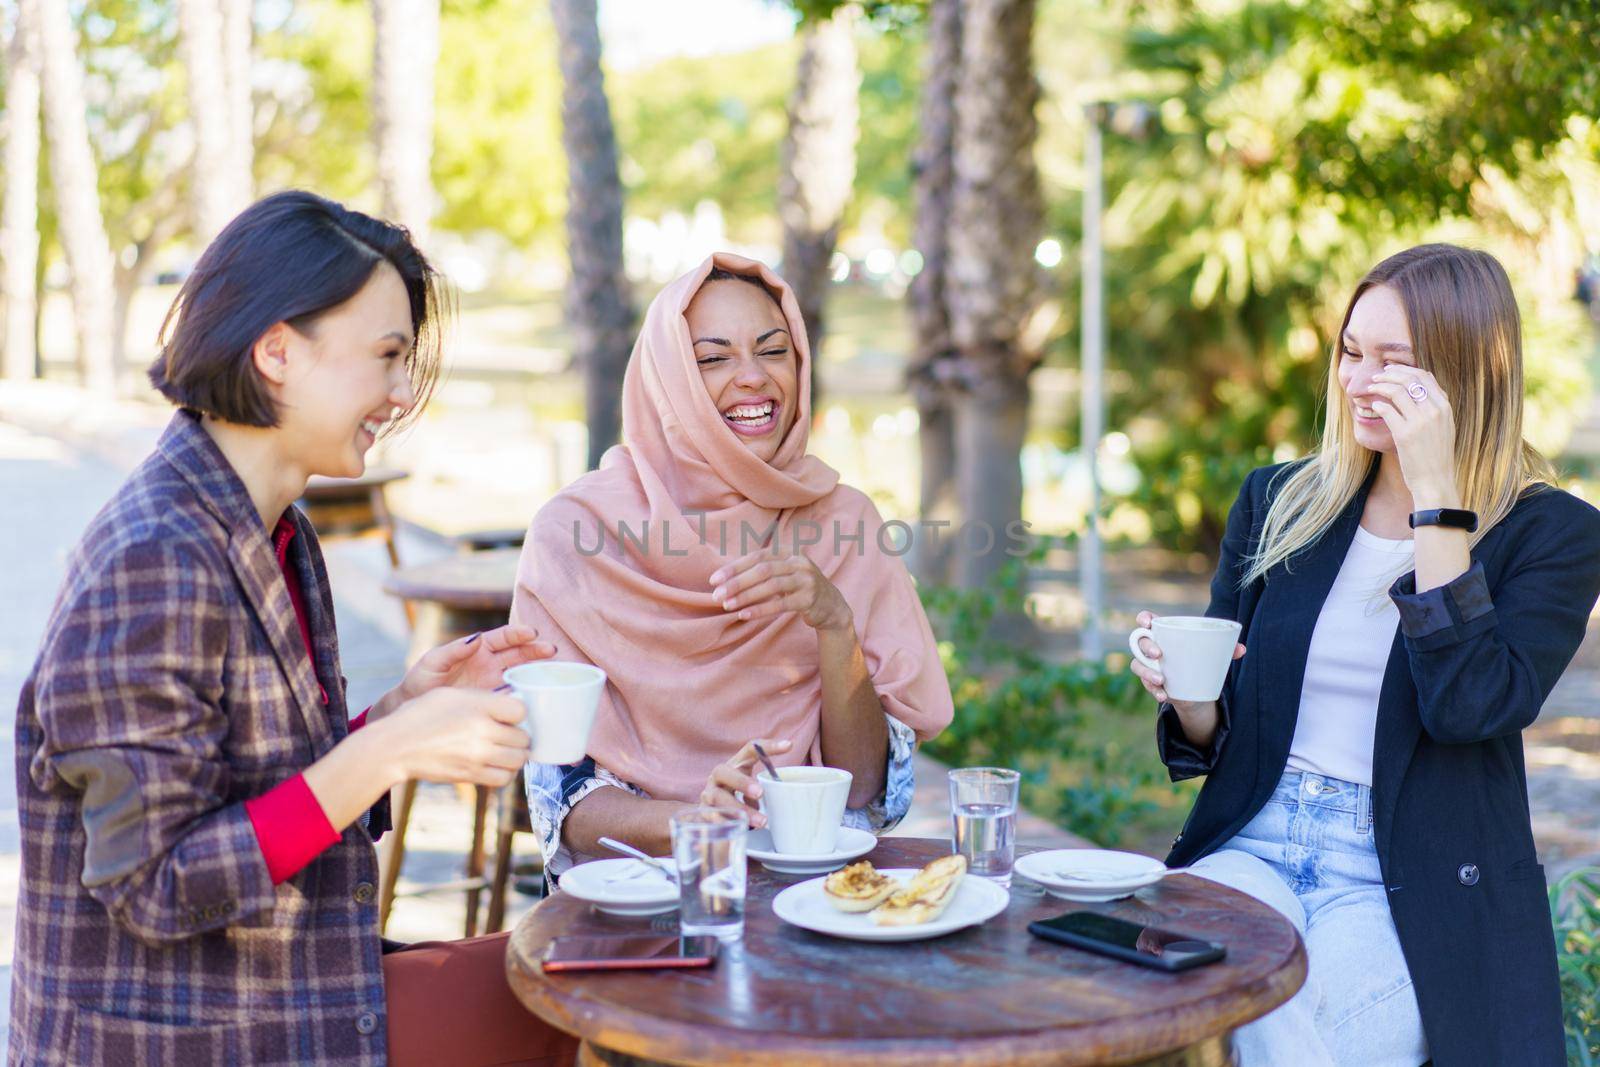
[704,265,782,307]
[149,190,448,431]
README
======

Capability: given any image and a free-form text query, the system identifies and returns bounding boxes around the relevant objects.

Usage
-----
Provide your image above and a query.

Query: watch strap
[1408,508,1479,533]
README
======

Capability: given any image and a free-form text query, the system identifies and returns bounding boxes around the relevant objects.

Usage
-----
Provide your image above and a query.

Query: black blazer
[1159,461,1600,1067]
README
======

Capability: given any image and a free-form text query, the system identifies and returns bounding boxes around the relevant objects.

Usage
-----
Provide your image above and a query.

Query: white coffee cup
[756,766,852,855]
[1128,615,1243,702]
[501,661,606,764]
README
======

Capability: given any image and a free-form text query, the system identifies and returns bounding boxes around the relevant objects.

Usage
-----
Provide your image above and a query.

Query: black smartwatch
[1409,508,1478,533]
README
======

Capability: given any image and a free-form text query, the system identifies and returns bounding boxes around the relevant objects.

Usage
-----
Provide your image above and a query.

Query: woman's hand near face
[1366,367,1461,508]
[699,737,794,828]
[709,551,853,632]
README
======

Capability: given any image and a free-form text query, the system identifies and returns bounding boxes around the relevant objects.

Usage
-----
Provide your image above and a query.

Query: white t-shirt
[1287,525,1415,786]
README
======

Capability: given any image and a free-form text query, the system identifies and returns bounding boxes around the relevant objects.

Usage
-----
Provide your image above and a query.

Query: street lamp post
[1080,103,1106,661]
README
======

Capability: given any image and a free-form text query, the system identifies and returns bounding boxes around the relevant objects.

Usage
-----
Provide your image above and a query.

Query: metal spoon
[598,836,678,882]
[1050,865,1194,883]
[751,742,782,782]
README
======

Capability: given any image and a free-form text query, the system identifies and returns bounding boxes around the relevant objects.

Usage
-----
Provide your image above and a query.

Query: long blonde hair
[1242,244,1556,586]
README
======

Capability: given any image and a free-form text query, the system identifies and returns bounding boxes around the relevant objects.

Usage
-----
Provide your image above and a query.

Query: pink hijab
[511,253,953,802]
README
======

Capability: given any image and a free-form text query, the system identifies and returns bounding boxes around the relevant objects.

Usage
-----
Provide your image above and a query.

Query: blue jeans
[1188,770,1430,1067]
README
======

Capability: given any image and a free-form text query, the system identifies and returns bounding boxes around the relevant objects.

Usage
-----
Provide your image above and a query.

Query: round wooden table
[506,837,1305,1067]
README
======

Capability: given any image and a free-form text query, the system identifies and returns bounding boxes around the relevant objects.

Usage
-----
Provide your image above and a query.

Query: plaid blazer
[11,411,392,1066]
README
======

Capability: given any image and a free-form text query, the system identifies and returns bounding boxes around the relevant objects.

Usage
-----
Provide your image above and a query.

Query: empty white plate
[1014,849,1170,902]
[746,826,877,874]
[772,868,1010,942]
[559,857,679,916]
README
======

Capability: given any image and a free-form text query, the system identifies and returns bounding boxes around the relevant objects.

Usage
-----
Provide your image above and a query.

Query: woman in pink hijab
[512,254,954,876]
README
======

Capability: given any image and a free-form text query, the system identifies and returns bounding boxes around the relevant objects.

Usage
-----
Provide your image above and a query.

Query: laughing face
[1338,283,1416,455]
[274,261,418,478]
[685,276,799,464]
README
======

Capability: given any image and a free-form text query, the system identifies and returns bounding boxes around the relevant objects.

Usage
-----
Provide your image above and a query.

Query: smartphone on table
[1028,911,1226,973]
[541,934,720,973]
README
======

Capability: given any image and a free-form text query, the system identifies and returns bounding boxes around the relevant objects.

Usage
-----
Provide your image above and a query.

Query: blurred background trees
[0,0,1595,566]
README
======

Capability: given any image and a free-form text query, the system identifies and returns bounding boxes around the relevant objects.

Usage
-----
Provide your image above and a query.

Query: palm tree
[946,0,1042,588]
[778,5,859,392]
[178,0,245,241]
[906,0,960,584]
[36,0,116,393]
[371,0,439,245]
[221,0,254,204]
[551,0,634,469]
[3,0,42,381]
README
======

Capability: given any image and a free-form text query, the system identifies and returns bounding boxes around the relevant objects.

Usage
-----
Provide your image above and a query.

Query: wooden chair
[485,774,541,933]
[379,547,535,937]
[299,467,413,625]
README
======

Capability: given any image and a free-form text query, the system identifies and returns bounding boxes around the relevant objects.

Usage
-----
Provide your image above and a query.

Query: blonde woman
[1130,244,1599,1067]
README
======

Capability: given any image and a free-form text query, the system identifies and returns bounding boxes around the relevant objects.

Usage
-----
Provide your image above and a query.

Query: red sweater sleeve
[245,774,341,884]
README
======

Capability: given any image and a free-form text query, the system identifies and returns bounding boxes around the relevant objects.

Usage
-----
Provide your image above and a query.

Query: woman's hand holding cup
[1128,610,1245,709]
[376,686,532,788]
[700,738,794,829]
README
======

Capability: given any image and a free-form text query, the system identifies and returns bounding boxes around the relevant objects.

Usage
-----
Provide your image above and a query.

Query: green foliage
[609,20,921,243]
[1081,0,1600,554]
[611,41,795,233]
[1554,867,1600,1065]
[259,0,565,244]
[918,546,1177,847]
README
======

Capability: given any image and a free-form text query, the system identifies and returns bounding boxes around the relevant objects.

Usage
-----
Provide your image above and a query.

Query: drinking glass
[670,806,748,941]
[949,767,1021,886]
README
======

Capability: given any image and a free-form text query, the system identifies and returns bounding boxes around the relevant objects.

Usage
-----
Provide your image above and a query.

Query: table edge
[504,922,1307,1067]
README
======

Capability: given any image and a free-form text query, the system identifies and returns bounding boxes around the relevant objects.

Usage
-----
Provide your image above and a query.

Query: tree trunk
[906,0,960,585]
[778,6,859,399]
[371,0,439,246]
[953,373,1029,590]
[3,0,42,382]
[112,206,184,371]
[221,0,254,205]
[946,0,1042,589]
[178,0,247,241]
[36,0,116,393]
[551,0,635,470]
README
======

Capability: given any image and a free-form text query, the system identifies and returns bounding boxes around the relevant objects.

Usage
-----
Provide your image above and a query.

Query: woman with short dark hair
[1130,244,1600,1066]
[11,191,554,1065]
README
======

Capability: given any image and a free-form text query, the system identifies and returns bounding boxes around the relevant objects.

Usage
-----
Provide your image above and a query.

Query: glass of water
[670,806,749,941]
[949,767,1021,886]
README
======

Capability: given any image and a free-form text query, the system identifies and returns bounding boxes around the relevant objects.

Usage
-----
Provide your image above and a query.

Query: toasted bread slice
[823,861,900,912]
[872,854,968,926]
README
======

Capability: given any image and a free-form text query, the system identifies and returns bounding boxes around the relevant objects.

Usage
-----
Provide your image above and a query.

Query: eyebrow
[379,331,414,347]
[1342,332,1412,354]
[692,327,791,348]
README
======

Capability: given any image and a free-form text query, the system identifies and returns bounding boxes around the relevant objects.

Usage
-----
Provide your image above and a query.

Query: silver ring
[1406,382,1428,402]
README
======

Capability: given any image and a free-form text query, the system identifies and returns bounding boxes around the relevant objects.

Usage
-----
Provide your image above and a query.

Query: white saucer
[746,826,877,874]
[771,868,1010,942]
[1014,849,1169,902]
[559,857,679,916]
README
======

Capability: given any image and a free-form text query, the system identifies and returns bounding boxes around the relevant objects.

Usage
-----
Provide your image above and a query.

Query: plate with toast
[771,855,1009,942]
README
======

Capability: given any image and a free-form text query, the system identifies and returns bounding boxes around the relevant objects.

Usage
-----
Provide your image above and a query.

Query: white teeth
[725,401,774,421]
[361,418,384,435]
